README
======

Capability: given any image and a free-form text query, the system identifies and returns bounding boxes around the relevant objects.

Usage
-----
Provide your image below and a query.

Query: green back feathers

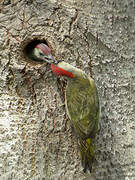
[65,74,99,139]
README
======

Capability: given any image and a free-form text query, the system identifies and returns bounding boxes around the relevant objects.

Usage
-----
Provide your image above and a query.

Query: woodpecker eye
[39,52,44,56]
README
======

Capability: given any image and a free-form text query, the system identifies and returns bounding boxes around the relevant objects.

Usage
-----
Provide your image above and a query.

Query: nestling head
[34,43,57,63]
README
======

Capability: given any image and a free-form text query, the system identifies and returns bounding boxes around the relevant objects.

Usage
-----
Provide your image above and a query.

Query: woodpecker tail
[79,138,95,173]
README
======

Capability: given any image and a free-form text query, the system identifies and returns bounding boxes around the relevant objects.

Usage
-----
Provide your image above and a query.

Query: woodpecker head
[51,62,75,78]
[34,43,57,64]
[51,62,86,79]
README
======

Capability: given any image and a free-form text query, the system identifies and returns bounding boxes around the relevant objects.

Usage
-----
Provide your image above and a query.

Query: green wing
[65,76,99,139]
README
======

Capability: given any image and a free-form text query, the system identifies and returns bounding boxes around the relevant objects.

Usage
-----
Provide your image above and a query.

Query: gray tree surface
[0,0,135,179]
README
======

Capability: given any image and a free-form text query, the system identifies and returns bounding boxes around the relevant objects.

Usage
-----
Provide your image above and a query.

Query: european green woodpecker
[34,44,100,172]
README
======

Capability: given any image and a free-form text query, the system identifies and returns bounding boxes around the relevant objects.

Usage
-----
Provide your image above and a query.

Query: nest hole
[22,38,49,63]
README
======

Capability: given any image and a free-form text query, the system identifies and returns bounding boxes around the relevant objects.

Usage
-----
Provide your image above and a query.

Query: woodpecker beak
[42,54,62,65]
[42,54,58,64]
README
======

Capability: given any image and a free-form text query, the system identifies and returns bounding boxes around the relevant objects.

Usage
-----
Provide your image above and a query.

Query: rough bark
[0,0,135,179]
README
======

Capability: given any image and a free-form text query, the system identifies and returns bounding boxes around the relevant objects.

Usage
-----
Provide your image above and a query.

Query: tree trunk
[0,0,134,179]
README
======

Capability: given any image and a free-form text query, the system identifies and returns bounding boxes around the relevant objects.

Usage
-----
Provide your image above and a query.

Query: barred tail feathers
[79,138,95,173]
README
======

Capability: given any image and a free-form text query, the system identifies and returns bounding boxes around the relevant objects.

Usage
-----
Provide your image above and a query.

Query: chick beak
[41,54,58,64]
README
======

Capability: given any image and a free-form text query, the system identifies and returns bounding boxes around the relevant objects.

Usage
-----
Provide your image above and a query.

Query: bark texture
[0,0,135,179]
